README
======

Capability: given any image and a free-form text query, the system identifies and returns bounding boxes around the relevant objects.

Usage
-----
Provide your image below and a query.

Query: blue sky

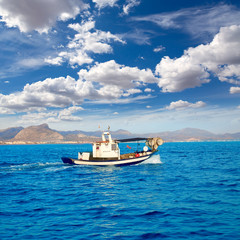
[0,0,240,134]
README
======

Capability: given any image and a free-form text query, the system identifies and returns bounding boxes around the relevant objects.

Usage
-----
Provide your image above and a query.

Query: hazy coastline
[1,123,240,145]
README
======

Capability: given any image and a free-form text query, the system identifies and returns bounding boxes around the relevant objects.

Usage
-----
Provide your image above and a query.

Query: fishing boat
[61,131,163,166]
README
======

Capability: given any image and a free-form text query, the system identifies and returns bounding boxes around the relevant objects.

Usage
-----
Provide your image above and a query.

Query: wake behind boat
[61,131,163,166]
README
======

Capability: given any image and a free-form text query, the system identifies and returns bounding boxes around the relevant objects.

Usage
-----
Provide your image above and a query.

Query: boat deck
[120,151,152,159]
[78,151,153,162]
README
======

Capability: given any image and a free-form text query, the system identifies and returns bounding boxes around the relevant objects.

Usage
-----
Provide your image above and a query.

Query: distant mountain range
[0,123,240,144]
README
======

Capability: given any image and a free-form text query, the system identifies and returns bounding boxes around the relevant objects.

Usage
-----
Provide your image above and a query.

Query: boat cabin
[92,132,120,159]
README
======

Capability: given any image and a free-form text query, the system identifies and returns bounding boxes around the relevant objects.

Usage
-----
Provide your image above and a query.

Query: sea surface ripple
[0,142,240,239]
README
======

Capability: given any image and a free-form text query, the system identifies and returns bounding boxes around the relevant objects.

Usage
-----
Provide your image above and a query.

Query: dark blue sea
[0,141,240,239]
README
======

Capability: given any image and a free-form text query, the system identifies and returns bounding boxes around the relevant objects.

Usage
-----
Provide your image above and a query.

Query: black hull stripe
[61,154,152,166]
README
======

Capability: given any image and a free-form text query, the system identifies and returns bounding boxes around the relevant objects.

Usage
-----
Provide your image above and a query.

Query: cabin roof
[116,137,147,143]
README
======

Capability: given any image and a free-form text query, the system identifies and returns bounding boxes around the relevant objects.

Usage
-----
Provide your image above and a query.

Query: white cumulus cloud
[78,60,157,89]
[156,55,210,92]
[44,57,64,66]
[166,100,206,110]
[156,25,240,92]
[68,21,124,53]
[45,20,125,67]
[0,0,88,33]
[218,64,240,84]
[0,76,96,112]
[0,60,157,113]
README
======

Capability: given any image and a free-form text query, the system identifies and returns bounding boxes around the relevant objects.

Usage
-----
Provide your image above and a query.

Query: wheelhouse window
[112,144,117,150]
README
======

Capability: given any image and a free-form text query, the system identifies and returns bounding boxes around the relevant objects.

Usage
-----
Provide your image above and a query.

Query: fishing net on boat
[146,137,164,151]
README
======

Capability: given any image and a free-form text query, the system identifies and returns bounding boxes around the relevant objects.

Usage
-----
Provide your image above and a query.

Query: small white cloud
[146,105,151,108]
[113,112,119,115]
[58,115,83,121]
[166,100,206,110]
[44,57,63,66]
[122,0,140,15]
[230,86,240,94]
[144,88,154,92]
[153,45,165,52]
[92,0,118,9]
[123,88,142,97]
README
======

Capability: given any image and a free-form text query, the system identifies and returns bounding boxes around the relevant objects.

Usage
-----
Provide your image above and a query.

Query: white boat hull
[62,153,154,166]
